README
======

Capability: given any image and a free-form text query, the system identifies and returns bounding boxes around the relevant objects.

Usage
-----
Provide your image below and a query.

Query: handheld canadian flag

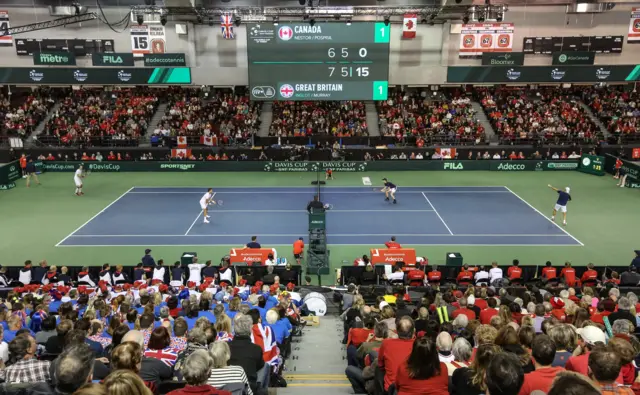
[200,136,217,146]
[171,149,191,159]
[436,147,457,158]
[177,136,188,148]
[403,14,417,39]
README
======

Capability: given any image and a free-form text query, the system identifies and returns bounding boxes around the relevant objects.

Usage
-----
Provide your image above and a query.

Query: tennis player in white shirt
[199,188,217,224]
[474,266,489,284]
[74,164,85,196]
[188,260,207,285]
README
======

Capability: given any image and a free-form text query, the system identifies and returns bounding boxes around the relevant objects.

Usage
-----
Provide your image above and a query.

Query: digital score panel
[247,22,390,101]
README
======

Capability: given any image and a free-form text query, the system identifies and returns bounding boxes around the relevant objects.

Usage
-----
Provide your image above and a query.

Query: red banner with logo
[229,248,273,265]
[632,147,640,159]
[370,248,417,265]
[459,23,514,57]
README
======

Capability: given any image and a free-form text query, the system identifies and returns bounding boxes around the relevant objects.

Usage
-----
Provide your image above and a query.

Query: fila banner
[0,11,12,46]
[459,23,514,57]
[629,8,640,44]
[92,53,135,67]
[130,24,167,58]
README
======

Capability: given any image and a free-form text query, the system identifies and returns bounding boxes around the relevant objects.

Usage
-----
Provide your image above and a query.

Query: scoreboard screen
[15,38,115,56]
[523,36,623,54]
[247,22,390,101]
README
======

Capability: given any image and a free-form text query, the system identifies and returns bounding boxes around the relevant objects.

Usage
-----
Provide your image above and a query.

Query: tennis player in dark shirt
[381,178,397,204]
[25,159,40,188]
[548,184,571,226]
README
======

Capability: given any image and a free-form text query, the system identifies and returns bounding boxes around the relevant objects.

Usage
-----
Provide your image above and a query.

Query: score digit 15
[328,66,369,77]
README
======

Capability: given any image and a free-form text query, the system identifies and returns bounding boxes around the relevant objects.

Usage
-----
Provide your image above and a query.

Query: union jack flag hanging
[221,14,235,39]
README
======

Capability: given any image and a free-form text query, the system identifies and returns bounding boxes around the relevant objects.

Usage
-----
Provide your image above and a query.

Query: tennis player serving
[381,178,397,204]
[548,184,571,226]
[200,188,217,224]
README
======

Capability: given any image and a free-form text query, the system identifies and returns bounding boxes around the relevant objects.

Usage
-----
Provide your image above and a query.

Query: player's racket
[212,200,223,206]
[323,203,333,210]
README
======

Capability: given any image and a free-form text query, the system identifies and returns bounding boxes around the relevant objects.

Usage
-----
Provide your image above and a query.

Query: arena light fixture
[383,15,390,26]
[273,16,279,25]
[346,17,352,25]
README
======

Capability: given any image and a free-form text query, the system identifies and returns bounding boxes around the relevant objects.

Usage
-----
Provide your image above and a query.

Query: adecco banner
[40,160,580,172]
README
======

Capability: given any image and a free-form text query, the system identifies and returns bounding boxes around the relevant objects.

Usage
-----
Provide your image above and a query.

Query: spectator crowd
[269,101,368,137]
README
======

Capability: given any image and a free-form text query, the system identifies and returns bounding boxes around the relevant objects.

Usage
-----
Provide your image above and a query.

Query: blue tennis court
[56,186,583,247]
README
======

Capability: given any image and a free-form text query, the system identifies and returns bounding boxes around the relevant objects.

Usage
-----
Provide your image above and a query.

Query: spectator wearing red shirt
[457,264,473,285]
[541,261,557,281]
[561,262,577,287]
[519,335,564,395]
[385,236,401,249]
[107,151,116,161]
[591,299,616,325]
[588,349,634,395]
[395,336,449,395]
[427,267,442,284]
[581,263,599,285]
[566,326,607,376]
[378,317,415,391]
[474,290,488,310]
[479,298,499,325]
[452,297,476,321]
[507,260,523,282]
[550,297,566,321]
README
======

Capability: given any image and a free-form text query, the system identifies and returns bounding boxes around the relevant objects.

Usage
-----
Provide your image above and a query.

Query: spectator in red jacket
[565,326,607,377]
[479,298,499,325]
[581,263,598,284]
[561,262,577,287]
[550,297,567,321]
[519,335,564,394]
[385,236,401,249]
[452,297,476,321]
[378,317,415,392]
[165,349,231,395]
[427,267,442,284]
[457,265,474,285]
[507,260,523,281]
[395,336,448,395]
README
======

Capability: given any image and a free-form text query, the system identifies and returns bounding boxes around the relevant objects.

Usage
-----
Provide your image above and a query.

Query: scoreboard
[247,22,390,101]
[523,36,623,54]
[578,154,605,176]
[15,38,114,56]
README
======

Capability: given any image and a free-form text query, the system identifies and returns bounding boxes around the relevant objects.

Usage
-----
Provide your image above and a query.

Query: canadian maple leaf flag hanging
[403,14,417,39]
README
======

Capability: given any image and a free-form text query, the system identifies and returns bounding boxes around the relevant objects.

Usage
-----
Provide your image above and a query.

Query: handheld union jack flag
[221,14,235,39]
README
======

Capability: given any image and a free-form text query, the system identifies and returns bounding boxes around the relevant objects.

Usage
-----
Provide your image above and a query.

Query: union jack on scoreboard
[221,14,235,39]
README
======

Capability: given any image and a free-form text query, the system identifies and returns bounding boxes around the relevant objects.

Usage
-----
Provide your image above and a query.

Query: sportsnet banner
[459,23,514,57]
[0,11,12,46]
[629,8,640,43]
[131,24,166,58]
[402,14,417,39]
[171,149,191,159]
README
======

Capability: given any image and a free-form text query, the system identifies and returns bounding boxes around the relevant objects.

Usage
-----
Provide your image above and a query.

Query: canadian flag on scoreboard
[403,14,417,39]
[177,136,188,148]
[200,136,217,146]
[171,149,191,159]
[436,147,457,158]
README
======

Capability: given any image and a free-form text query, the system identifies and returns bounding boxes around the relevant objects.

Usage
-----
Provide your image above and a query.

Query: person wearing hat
[564,326,607,377]
[548,184,571,226]
[550,297,566,321]
[142,248,155,268]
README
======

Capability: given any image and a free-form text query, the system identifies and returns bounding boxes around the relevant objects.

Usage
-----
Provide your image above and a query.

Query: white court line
[202,209,435,213]
[54,187,135,247]
[132,185,508,189]
[57,243,583,247]
[504,186,584,246]
[127,191,511,194]
[184,192,215,235]
[421,192,454,235]
[64,233,572,237]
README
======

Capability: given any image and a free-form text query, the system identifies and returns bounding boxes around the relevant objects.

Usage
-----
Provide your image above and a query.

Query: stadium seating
[580,86,640,143]
[477,87,601,145]
[269,100,368,137]
[0,88,56,142]
[377,88,485,145]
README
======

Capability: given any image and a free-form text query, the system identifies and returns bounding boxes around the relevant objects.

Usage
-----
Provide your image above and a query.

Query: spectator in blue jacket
[266,309,290,345]
[142,248,155,268]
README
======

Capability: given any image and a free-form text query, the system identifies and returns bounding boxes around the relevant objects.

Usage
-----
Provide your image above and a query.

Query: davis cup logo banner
[628,8,640,43]
[278,26,293,41]
[279,84,294,98]
[459,23,514,57]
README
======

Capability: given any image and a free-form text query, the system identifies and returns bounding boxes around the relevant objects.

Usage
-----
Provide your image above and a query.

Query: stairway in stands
[29,103,61,145]
[139,103,168,147]
[279,315,351,395]
[578,101,610,139]
[470,100,497,144]
[258,102,273,137]
[365,101,381,137]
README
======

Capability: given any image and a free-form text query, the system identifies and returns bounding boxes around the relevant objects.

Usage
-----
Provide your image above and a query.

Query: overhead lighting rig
[1,12,98,36]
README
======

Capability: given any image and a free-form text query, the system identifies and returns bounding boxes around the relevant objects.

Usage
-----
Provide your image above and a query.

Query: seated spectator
[518,334,564,394]
[208,341,253,395]
[547,371,601,395]
[227,314,264,394]
[35,314,57,345]
[0,334,50,383]
[119,331,173,390]
[395,336,449,395]
[144,326,180,367]
[445,337,471,375]
[271,100,367,137]
[103,369,154,395]
[451,344,501,394]
[167,349,231,395]
[452,297,476,320]
[485,352,525,395]
[175,327,209,376]
[588,349,634,394]
[548,324,577,367]
[607,337,636,385]
[51,344,96,395]
[436,332,454,363]
[378,316,415,392]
